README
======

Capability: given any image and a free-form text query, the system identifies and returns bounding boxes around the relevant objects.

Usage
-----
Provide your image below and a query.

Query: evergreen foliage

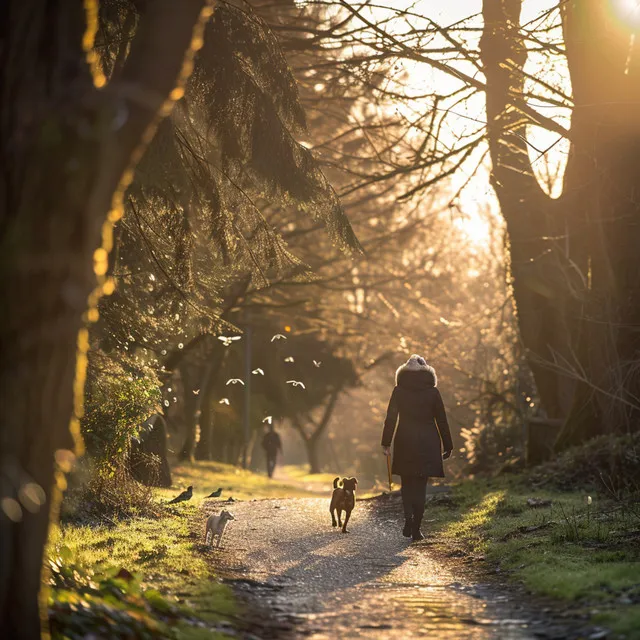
[82,350,161,475]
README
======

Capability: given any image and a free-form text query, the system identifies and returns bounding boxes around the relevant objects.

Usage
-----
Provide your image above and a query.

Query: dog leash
[386,452,392,491]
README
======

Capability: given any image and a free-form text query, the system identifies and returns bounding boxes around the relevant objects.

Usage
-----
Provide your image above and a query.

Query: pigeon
[262,416,273,424]
[284,356,295,363]
[218,335,241,347]
[226,378,245,386]
[271,334,287,342]
[286,380,306,389]
[252,368,265,375]
[313,360,322,368]
[219,398,230,405]
[206,487,223,498]
[168,486,193,504]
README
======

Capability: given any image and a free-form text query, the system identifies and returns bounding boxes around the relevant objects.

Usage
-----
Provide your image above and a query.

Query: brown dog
[330,476,358,533]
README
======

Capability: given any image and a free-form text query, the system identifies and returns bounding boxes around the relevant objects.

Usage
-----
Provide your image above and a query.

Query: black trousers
[266,454,277,478]
[400,475,428,519]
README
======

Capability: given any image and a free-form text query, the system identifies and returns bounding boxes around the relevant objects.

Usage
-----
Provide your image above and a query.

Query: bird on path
[168,486,193,504]
[206,487,223,498]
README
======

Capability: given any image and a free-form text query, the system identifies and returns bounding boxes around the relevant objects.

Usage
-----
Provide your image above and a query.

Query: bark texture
[481,0,640,449]
[292,389,340,474]
[0,1,210,636]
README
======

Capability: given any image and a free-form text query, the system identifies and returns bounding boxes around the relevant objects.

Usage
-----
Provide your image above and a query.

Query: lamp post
[242,315,252,469]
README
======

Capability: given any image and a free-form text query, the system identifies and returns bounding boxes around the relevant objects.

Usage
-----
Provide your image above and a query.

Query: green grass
[159,460,326,503]
[51,460,330,638]
[160,460,382,500]
[426,477,640,639]
[280,464,337,488]
[51,503,236,638]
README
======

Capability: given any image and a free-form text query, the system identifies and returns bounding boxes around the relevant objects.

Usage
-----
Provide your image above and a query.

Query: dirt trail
[203,495,591,639]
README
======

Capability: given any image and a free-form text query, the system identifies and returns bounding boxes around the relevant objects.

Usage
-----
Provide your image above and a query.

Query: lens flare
[610,0,640,30]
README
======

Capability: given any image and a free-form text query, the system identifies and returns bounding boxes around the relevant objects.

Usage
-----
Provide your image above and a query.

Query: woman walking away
[381,355,453,541]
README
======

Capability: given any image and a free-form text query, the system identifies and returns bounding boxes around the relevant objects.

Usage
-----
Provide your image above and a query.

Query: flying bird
[226,378,245,386]
[286,380,306,389]
[218,335,241,347]
[313,360,322,368]
[219,398,230,405]
[168,486,193,504]
[252,368,265,375]
[284,356,295,363]
[262,416,273,424]
[206,487,223,498]
[271,334,287,342]
[192,389,200,395]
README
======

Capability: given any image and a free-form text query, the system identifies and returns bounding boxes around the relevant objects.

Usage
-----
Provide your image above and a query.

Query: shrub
[530,432,640,494]
[82,349,161,476]
[461,415,523,475]
[63,350,163,522]
[63,465,159,525]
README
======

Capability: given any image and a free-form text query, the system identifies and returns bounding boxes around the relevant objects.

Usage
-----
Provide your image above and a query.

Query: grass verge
[159,460,325,502]
[50,460,329,638]
[424,476,640,639]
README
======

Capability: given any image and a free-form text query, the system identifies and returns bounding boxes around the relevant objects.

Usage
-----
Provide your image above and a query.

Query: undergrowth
[52,459,331,638]
[529,431,640,493]
[50,502,236,639]
[48,554,202,640]
[426,474,640,639]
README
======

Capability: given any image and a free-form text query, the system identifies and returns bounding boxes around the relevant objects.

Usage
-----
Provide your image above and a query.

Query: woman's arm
[434,388,453,455]
[381,386,399,448]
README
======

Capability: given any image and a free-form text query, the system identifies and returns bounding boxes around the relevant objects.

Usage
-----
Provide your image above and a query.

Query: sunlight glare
[610,0,640,30]
[454,214,491,246]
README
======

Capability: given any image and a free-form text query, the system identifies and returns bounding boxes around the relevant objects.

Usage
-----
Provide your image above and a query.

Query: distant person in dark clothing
[381,355,453,541]
[262,424,282,478]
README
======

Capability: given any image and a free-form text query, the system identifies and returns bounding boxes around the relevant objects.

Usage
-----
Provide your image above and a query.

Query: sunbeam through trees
[1,1,640,638]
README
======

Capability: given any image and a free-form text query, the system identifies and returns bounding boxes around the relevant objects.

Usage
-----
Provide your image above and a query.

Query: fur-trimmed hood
[395,354,437,388]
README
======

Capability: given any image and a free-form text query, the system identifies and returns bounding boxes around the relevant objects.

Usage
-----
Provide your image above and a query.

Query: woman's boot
[411,506,425,541]
[401,479,413,537]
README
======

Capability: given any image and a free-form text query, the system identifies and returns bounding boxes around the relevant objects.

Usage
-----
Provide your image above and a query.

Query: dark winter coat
[381,357,453,478]
[262,431,282,456]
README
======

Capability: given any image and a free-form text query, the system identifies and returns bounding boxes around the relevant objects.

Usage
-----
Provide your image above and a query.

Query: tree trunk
[129,414,172,487]
[481,0,576,423]
[481,0,640,447]
[0,2,211,636]
[196,392,216,461]
[195,344,226,460]
[304,436,322,475]
[555,0,640,445]
[178,361,200,462]
[293,390,340,474]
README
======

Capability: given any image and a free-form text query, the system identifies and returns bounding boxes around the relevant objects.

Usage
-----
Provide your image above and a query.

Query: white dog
[205,510,235,548]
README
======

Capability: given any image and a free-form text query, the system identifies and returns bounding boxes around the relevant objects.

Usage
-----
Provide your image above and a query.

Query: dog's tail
[333,477,342,489]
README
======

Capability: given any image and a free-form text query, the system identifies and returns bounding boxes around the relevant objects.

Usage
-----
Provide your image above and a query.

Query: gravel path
[202,495,588,639]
